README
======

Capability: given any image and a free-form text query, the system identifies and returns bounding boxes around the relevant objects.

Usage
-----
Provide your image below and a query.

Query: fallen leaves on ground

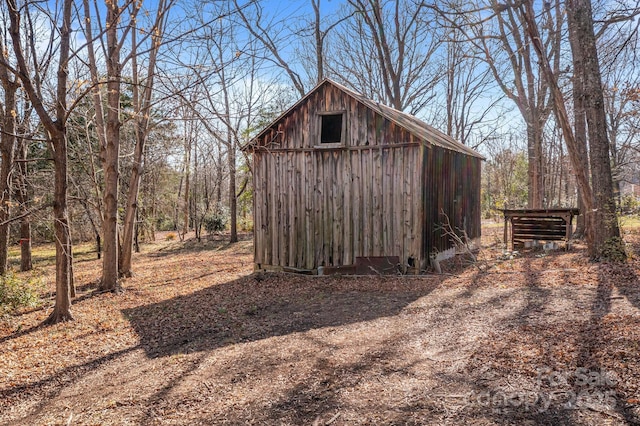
[1,229,640,425]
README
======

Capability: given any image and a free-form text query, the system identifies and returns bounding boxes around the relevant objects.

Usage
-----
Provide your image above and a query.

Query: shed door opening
[320,113,343,144]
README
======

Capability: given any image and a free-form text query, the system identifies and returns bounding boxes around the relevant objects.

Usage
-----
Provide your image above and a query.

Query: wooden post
[503,215,509,251]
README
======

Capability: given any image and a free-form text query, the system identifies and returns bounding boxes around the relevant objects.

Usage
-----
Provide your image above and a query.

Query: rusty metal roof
[245,79,485,159]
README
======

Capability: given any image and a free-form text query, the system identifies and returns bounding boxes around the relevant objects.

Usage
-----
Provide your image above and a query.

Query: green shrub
[203,212,227,234]
[155,215,175,232]
[620,195,640,215]
[0,273,44,317]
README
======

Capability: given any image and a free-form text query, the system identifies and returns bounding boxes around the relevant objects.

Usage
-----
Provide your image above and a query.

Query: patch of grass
[0,272,44,319]
[8,241,99,268]
[481,220,504,229]
[620,215,640,229]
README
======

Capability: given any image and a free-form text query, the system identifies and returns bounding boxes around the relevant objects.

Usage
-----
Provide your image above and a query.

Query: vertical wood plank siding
[251,82,481,271]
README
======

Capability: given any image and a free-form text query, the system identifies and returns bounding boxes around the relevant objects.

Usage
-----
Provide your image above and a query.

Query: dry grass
[620,216,640,230]
[1,229,640,425]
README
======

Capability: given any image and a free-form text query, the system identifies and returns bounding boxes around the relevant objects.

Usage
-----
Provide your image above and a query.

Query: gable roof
[245,79,485,159]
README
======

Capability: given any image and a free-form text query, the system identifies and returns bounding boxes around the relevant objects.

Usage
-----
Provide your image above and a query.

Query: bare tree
[181,102,193,239]
[83,0,172,283]
[14,131,33,271]
[566,0,623,258]
[599,25,640,204]
[119,0,174,277]
[294,0,353,84]
[488,1,560,208]
[437,26,505,147]
[0,32,18,275]
[568,4,591,236]
[1,0,75,322]
[168,3,275,243]
[233,0,308,96]
[102,0,127,291]
[329,0,443,113]
[435,1,564,207]
[521,0,624,259]
[82,0,136,291]
[0,1,38,273]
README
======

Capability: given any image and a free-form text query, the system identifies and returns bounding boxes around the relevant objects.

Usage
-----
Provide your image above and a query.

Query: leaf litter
[1,229,640,425]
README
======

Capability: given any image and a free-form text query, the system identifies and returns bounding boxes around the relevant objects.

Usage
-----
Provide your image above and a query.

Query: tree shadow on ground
[149,232,253,258]
[435,257,579,425]
[0,280,103,341]
[220,254,583,425]
[405,251,639,425]
[0,346,139,425]
[8,245,100,269]
[122,273,442,359]
[465,247,640,425]
[574,253,640,425]
[249,332,421,425]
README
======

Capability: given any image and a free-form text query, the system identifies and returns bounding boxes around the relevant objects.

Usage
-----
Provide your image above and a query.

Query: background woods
[0,0,639,321]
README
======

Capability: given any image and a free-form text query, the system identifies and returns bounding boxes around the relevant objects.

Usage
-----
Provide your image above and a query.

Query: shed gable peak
[244,79,484,160]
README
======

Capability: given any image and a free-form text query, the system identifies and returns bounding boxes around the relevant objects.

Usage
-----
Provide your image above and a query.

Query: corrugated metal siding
[423,147,482,258]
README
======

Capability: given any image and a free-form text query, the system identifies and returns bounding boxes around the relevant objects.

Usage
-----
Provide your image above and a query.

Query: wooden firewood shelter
[502,208,580,250]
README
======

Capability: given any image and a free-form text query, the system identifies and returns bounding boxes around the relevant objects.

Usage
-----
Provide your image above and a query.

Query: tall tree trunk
[15,136,32,271]
[47,0,75,320]
[445,40,456,138]
[526,120,545,208]
[120,0,167,277]
[47,128,74,323]
[120,129,143,277]
[193,129,201,242]
[0,81,17,275]
[19,220,32,271]
[569,18,589,238]
[82,0,106,257]
[312,0,324,82]
[6,0,74,323]
[229,145,238,243]
[134,208,140,252]
[520,1,595,244]
[100,0,122,292]
[182,133,191,238]
[566,0,623,259]
[216,147,223,208]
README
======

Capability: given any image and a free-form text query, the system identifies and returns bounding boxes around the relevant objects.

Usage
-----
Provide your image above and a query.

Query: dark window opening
[320,114,343,144]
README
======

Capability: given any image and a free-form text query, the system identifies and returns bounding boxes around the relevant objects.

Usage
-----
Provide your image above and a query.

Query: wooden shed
[243,79,484,273]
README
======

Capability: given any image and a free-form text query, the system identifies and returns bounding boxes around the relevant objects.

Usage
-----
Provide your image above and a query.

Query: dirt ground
[1,227,640,425]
